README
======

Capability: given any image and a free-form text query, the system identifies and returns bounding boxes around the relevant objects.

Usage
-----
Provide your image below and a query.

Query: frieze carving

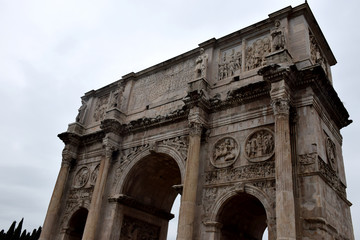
[93,95,109,122]
[218,48,242,80]
[74,167,90,188]
[90,164,100,185]
[245,129,274,162]
[325,137,337,172]
[245,36,271,71]
[271,20,285,51]
[298,152,317,174]
[205,161,275,185]
[318,159,346,198]
[211,137,240,168]
[195,48,208,79]
[120,216,160,240]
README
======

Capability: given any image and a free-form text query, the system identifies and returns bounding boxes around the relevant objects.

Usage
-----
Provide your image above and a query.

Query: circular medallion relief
[90,164,100,185]
[74,167,90,188]
[325,137,337,171]
[211,137,240,168]
[245,128,274,162]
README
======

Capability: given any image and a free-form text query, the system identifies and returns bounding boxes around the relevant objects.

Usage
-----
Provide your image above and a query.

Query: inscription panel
[128,59,194,111]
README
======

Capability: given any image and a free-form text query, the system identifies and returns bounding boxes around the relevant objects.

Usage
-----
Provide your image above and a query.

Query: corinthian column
[82,136,116,240]
[40,142,78,240]
[177,122,202,240]
[271,80,297,240]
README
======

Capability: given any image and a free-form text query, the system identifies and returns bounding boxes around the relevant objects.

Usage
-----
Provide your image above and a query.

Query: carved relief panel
[211,137,240,168]
[325,137,337,172]
[245,128,274,162]
[218,45,242,80]
[245,35,271,71]
[73,164,100,189]
[93,95,109,122]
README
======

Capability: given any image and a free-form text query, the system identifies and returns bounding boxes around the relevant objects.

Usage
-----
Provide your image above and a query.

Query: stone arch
[208,184,275,240]
[114,144,186,195]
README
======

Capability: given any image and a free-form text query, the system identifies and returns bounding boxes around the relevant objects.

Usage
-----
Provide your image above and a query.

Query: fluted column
[177,122,202,240]
[271,80,296,240]
[40,144,77,240]
[82,136,116,240]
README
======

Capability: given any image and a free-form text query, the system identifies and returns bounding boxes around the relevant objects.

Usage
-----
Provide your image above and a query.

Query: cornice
[296,65,352,129]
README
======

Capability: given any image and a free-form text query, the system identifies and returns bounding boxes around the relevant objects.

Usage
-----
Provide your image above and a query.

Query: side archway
[64,207,88,240]
[207,184,275,240]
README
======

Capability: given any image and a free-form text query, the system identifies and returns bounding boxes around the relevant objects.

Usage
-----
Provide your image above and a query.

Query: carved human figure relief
[195,48,208,79]
[93,95,109,122]
[74,167,90,188]
[271,20,286,51]
[245,129,274,162]
[218,48,242,80]
[76,99,88,124]
[245,36,271,70]
[211,137,240,168]
[325,137,337,172]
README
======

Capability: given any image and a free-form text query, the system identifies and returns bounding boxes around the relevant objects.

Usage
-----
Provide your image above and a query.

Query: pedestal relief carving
[120,216,160,240]
[325,137,337,172]
[218,48,242,80]
[246,36,271,70]
[211,137,239,168]
[245,129,274,162]
[74,167,90,188]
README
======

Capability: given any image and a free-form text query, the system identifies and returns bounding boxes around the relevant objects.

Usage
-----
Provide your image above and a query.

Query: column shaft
[82,155,111,240]
[177,126,201,240]
[274,105,296,240]
[39,161,71,240]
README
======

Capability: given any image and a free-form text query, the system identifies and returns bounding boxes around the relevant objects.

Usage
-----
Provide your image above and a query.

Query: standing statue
[76,99,87,124]
[271,20,285,51]
[195,48,208,78]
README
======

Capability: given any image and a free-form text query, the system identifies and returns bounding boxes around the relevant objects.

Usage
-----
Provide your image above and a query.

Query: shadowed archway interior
[218,193,267,240]
[67,208,88,240]
[122,152,181,213]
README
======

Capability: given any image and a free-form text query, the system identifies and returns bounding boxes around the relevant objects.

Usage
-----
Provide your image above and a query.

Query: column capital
[102,134,120,159]
[189,122,203,137]
[271,98,290,116]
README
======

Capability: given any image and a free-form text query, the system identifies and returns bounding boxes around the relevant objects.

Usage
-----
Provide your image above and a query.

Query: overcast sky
[0,0,359,239]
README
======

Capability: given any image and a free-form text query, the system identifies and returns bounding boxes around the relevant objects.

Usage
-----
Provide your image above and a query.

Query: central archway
[218,193,267,240]
[120,152,182,240]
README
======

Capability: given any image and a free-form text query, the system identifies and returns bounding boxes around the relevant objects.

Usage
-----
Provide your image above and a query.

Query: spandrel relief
[218,46,242,80]
[245,35,271,71]
[245,129,274,162]
[211,137,240,168]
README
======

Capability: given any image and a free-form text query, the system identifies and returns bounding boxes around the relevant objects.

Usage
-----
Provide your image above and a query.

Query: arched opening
[66,207,88,240]
[120,152,181,239]
[217,193,267,240]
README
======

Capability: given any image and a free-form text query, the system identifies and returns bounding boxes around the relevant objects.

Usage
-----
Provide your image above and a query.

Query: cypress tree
[5,221,16,239]
[12,218,23,239]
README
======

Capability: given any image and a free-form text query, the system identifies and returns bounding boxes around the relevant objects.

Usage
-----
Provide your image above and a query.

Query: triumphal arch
[40,3,354,240]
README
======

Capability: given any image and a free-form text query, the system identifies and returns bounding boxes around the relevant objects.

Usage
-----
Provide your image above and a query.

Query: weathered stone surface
[40,3,354,240]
